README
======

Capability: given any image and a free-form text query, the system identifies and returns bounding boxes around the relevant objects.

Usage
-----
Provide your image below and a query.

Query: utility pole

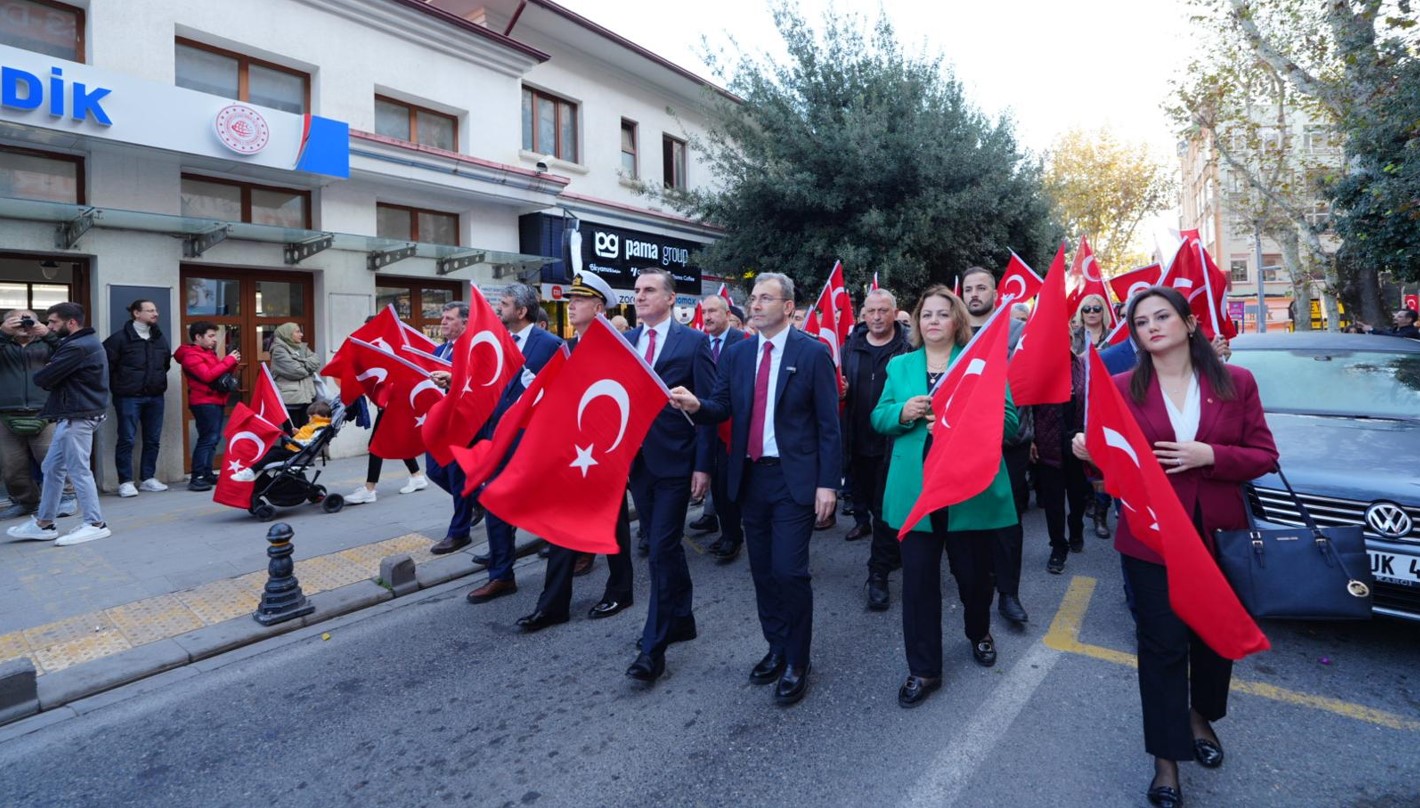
[1253,226,1267,333]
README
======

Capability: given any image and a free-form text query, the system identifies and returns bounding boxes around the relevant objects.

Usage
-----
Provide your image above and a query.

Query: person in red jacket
[173,321,239,492]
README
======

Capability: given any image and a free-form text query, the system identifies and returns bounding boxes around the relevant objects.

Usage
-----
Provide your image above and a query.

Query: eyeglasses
[747,295,787,305]
[1080,306,1104,314]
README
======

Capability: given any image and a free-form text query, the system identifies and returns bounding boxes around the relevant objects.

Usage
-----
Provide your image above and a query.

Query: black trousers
[536,494,633,618]
[900,513,997,678]
[850,451,900,576]
[708,442,743,546]
[1035,455,1091,550]
[740,460,815,667]
[1123,554,1233,761]
[992,444,1031,597]
[365,409,419,483]
[629,466,694,657]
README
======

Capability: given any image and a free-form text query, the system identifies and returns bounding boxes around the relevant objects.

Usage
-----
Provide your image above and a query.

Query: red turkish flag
[717,283,733,306]
[1007,242,1072,405]
[422,288,524,466]
[871,272,880,291]
[828,260,855,347]
[899,309,1012,537]
[322,305,411,405]
[345,339,443,459]
[1163,235,1237,340]
[398,344,452,374]
[997,251,1044,306]
[213,402,285,509]
[1082,347,1268,659]
[1109,263,1163,310]
[251,363,292,435]
[1066,236,1119,329]
[688,301,705,332]
[450,346,569,496]
[479,316,671,554]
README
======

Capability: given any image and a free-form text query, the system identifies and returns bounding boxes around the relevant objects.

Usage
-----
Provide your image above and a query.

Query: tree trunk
[1275,228,1311,331]
[1357,263,1383,328]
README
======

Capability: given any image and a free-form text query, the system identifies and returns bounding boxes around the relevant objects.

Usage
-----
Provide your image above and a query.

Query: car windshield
[1229,347,1420,419]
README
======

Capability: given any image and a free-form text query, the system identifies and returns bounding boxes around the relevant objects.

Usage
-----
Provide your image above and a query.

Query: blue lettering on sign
[1,65,112,126]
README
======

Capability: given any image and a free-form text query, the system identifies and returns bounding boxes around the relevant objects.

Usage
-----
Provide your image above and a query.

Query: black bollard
[254,522,315,626]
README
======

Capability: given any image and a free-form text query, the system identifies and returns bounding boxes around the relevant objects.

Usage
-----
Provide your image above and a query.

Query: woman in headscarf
[268,322,322,428]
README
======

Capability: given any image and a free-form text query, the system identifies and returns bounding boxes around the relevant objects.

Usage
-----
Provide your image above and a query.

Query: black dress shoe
[469,505,486,529]
[430,535,471,555]
[688,514,718,534]
[972,635,997,667]
[1146,784,1182,808]
[773,664,810,705]
[470,552,490,566]
[712,541,741,564]
[572,553,595,577]
[1047,549,1067,575]
[897,675,942,708]
[749,651,786,685]
[588,598,631,619]
[516,610,569,632]
[625,652,665,682]
[813,515,836,531]
[187,479,213,492]
[1069,537,1085,553]
[844,523,872,541]
[998,594,1028,624]
[1193,737,1224,768]
[866,574,890,612]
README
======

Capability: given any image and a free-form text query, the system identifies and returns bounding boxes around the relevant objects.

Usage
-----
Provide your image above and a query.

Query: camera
[19,316,35,328]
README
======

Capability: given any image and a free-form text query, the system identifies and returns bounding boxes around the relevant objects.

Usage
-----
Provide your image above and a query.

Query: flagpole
[1197,239,1222,335]
[930,303,1009,395]
[594,314,694,425]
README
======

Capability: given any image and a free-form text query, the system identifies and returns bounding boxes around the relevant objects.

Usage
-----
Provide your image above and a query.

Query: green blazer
[870,346,1020,534]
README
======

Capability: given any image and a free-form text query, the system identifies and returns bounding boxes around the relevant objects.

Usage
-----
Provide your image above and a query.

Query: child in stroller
[235,399,349,520]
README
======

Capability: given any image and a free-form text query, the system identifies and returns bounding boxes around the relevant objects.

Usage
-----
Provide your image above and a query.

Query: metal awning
[0,196,550,279]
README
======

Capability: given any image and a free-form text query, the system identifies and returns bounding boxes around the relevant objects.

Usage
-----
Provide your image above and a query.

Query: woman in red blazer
[1074,287,1277,808]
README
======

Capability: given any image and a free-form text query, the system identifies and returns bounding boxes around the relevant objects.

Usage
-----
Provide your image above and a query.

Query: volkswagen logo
[1364,501,1413,539]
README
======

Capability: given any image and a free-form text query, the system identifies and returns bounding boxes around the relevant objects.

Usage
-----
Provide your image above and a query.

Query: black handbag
[1215,467,1375,621]
[209,371,240,394]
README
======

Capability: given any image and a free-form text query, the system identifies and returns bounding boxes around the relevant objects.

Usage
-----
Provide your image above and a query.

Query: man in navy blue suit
[623,269,716,684]
[687,293,748,563]
[465,283,565,605]
[669,272,842,706]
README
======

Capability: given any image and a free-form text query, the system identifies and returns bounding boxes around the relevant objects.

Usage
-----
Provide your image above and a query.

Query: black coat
[103,321,171,397]
[841,321,911,455]
[36,328,110,420]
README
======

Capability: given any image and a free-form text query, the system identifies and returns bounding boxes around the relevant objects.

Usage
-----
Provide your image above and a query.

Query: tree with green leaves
[642,4,1059,303]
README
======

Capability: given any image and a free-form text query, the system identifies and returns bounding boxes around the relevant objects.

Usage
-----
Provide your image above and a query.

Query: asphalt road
[2,508,1418,807]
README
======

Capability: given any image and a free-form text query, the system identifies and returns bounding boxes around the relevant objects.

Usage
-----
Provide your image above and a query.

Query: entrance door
[178,266,314,473]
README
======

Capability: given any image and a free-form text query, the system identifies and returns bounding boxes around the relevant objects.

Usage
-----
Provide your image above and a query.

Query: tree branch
[1227,0,1345,118]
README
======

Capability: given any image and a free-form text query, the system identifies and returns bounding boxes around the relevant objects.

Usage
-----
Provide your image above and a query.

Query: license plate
[1369,549,1420,587]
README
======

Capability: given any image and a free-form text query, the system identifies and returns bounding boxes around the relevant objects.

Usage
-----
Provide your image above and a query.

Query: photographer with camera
[173,321,240,492]
[0,309,78,520]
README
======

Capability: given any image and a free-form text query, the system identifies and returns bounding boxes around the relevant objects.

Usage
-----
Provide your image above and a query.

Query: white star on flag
[228,460,246,474]
[569,444,598,477]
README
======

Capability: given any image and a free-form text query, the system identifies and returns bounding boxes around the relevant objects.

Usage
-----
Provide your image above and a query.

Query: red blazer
[1113,364,1279,565]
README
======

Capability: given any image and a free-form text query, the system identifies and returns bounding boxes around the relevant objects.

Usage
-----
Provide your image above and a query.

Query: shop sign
[579,222,702,295]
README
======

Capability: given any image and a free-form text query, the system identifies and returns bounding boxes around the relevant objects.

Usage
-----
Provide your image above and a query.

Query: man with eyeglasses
[104,299,171,497]
[959,266,1031,626]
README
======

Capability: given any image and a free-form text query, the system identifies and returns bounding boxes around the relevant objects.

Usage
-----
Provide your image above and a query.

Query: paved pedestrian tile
[105,595,205,646]
[173,576,263,625]
[32,628,133,673]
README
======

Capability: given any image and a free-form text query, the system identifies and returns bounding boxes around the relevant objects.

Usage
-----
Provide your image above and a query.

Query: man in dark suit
[623,269,716,684]
[516,271,635,630]
[670,272,842,706]
[686,293,747,562]
[466,283,565,604]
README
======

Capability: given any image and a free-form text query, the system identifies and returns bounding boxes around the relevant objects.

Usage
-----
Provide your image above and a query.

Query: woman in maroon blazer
[1074,287,1277,808]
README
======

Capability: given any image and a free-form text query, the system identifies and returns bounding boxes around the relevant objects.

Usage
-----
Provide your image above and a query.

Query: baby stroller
[247,399,349,522]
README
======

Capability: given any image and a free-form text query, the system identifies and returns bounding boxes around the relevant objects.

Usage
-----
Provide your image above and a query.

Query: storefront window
[0,0,84,62]
[421,287,453,321]
[0,147,82,204]
[30,283,67,311]
[186,277,240,316]
[376,286,412,319]
[374,277,461,341]
[255,280,305,318]
[0,282,27,310]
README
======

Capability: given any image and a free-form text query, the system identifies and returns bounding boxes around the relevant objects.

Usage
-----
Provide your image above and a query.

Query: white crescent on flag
[1103,427,1140,467]
[1083,254,1101,282]
[228,431,264,459]
[939,358,987,429]
[409,379,443,407]
[469,331,505,387]
[370,337,394,353]
[1001,274,1027,302]
[576,379,631,452]
[1127,280,1153,300]
[356,367,388,385]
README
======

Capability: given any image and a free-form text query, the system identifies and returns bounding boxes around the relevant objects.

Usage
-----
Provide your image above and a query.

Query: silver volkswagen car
[1228,332,1420,621]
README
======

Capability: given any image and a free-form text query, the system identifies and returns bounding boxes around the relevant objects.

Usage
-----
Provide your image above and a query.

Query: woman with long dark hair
[1073,286,1277,807]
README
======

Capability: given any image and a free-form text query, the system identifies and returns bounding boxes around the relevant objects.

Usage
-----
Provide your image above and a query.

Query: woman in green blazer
[871,285,1020,709]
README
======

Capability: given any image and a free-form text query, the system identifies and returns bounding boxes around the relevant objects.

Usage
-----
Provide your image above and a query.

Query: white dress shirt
[510,323,536,355]
[753,327,791,459]
[1162,374,1201,443]
[635,317,672,368]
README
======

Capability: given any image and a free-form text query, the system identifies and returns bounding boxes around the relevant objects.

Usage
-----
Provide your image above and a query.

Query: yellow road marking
[1044,576,1420,732]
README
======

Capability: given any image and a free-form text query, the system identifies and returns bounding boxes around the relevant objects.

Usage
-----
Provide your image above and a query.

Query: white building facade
[0,0,726,486]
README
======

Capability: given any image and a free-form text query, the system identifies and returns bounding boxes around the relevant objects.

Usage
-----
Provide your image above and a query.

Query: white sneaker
[399,474,428,495]
[55,522,112,546]
[139,478,168,492]
[7,517,58,541]
[232,468,256,482]
[345,487,377,504]
[57,495,78,517]
[117,482,138,498]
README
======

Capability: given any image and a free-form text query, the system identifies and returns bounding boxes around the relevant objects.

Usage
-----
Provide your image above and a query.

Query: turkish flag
[422,288,524,466]
[899,309,1012,537]
[213,402,285,509]
[871,272,880,291]
[1066,236,1119,329]
[1007,242,1073,405]
[322,305,411,405]
[398,344,452,374]
[341,338,442,459]
[479,316,670,554]
[399,320,439,353]
[1103,317,1133,347]
[688,301,705,332]
[828,260,855,348]
[717,283,733,306]
[1162,236,1237,340]
[1109,263,1163,310]
[252,363,292,435]
[450,346,569,496]
[998,251,1044,305]
[1082,347,1268,659]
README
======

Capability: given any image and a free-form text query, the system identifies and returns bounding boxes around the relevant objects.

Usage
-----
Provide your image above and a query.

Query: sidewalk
[0,455,540,710]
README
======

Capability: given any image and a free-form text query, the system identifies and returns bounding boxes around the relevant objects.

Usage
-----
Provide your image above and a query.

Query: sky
[556,0,1195,160]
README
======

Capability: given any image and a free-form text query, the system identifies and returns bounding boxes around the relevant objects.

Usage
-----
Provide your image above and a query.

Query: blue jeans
[39,417,103,525]
[189,404,224,480]
[115,395,164,483]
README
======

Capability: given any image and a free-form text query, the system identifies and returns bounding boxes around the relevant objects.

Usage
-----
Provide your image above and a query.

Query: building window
[520,87,578,163]
[662,134,687,190]
[0,0,84,62]
[1306,199,1331,228]
[620,119,638,178]
[1229,259,1248,283]
[1261,253,1282,283]
[180,174,310,229]
[1304,125,1337,153]
[376,203,459,245]
[375,278,462,341]
[0,145,82,203]
[374,96,458,151]
[175,38,309,114]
